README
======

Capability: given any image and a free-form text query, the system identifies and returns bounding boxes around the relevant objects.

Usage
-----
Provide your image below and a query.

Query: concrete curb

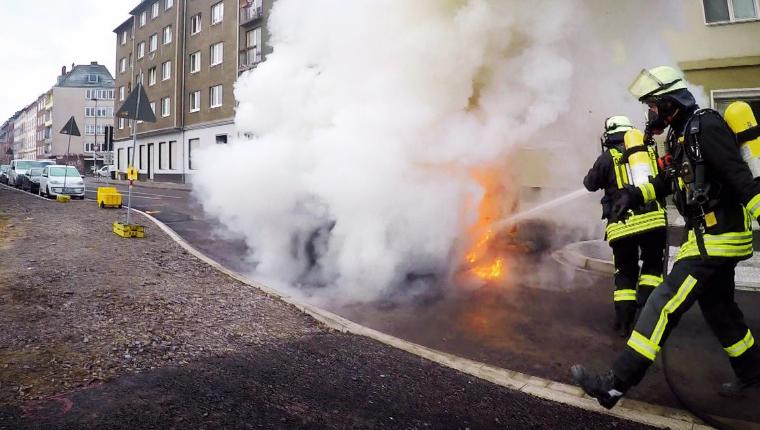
[555,240,760,292]
[131,208,718,430]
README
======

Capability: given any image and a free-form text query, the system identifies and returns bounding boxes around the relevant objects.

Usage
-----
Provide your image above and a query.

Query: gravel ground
[0,187,653,429]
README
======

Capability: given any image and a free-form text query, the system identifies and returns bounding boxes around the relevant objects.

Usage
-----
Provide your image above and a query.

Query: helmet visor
[628,69,666,100]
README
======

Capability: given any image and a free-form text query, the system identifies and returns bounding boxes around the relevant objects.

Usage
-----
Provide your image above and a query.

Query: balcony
[240,5,263,26]
[239,47,263,72]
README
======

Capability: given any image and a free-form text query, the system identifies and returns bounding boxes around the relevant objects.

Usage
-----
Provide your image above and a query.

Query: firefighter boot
[571,365,628,409]
[718,374,760,398]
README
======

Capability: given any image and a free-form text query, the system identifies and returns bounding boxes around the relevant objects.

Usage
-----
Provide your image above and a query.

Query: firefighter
[583,116,667,337]
[572,66,760,409]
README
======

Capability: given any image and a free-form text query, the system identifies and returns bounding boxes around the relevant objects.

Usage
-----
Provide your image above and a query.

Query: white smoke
[193,0,682,304]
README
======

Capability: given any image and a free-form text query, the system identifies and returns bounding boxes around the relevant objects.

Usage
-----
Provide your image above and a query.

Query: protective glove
[611,185,644,222]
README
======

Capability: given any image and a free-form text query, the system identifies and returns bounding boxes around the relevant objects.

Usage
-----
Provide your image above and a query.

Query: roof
[56,63,115,89]
[129,0,153,16]
[113,16,133,33]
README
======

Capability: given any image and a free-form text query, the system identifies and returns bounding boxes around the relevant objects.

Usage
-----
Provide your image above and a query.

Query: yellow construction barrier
[113,222,145,238]
[97,187,123,208]
[56,195,71,203]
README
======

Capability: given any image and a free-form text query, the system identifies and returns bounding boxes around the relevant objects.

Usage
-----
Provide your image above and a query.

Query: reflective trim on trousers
[627,330,660,361]
[614,289,637,302]
[638,274,663,288]
[650,275,698,346]
[725,329,756,358]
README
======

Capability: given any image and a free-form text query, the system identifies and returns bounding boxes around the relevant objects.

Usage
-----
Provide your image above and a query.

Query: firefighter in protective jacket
[572,66,760,409]
[584,116,667,337]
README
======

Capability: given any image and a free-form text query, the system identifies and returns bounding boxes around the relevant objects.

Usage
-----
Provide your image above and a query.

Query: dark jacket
[584,134,626,219]
[650,109,760,236]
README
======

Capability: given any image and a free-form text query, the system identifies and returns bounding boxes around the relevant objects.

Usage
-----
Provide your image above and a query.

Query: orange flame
[464,167,511,282]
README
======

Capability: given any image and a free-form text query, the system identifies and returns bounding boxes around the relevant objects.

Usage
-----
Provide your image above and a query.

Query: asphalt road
[80,178,760,427]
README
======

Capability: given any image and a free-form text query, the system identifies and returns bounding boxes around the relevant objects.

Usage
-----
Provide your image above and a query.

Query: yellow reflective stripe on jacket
[676,230,754,261]
[748,194,760,220]
[724,330,755,358]
[650,275,697,346]
[639,274,663,288]
[610,148,628,189]
[614,289,637,302]
[606,210,666,242]
[639,183,656,204]
[627,330,660,361]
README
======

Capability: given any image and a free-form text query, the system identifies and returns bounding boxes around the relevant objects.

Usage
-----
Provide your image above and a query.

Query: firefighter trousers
[613,257,760,386]
[611,228,667,327]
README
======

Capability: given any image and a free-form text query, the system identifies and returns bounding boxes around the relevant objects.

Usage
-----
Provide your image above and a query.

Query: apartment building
[0,113,18,165]
[113,0,274,182]
[0,63,114,170]
[666,0,760,116]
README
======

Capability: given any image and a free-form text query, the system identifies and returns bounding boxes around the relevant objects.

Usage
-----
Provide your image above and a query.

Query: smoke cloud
[193,0,683,305]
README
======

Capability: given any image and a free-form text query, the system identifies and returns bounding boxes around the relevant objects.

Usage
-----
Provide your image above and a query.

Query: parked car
[8,160,54,187]
[95,165,115,178]
[0,165,9,184]
[20,167,44,194]
[39,165,86,199]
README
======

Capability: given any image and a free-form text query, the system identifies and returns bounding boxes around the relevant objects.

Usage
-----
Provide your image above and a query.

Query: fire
[463,167,513,283]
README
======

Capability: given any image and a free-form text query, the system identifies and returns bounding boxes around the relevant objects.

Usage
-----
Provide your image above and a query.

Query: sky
[0,0,135,122]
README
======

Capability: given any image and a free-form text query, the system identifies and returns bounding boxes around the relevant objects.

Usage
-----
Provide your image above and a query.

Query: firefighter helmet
[628,66,687,102]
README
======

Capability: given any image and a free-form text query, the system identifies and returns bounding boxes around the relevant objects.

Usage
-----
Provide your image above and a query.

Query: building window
[189,90,201,112]
[85,124,106,135]
[165,0,173,10]
[119,117,125,130]
[85,143,96,153]
[159,141,166,169]
[703,0,759,23]
[161,97,171,117]
[120,58,127,73]
[139,145,144,169]
[188,138,199,170]
[85,107,114,117]
[87,74,99,83]
[189,51,201,73]
[169,140,176,169]
[149,34,158,52]
[151,2,159,18]
[163,25,172,44]
[119,86,125,101]
[121,31,127,45]
[713,89,760,117]
[211,2,224,25]
[86,89,114,100]
[148,67,157,86]
[162,61,172,80]
[215,134,228,144]
[150,102,156,115]
[137,41,145,59]
[117,148,124,170]
[209,85,222,108]
[210,42,223,66]
[190,13,202,34]
[127,147,133,166]
[140,11,147,27]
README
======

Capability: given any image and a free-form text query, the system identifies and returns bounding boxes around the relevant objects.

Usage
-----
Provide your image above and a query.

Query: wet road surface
[81,178,760,427]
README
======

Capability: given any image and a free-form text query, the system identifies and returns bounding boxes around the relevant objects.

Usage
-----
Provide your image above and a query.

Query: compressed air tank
[724,101,760,179]
[624,129,654,187]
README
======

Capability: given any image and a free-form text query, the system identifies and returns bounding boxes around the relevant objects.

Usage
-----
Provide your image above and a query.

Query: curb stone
[132,207,726,430]
[555,240,760,292]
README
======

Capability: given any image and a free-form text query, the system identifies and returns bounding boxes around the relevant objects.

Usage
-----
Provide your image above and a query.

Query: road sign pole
[126,79,142,226]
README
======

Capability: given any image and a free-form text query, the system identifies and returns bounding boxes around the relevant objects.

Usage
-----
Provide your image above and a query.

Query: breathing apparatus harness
[662,109,724,259]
